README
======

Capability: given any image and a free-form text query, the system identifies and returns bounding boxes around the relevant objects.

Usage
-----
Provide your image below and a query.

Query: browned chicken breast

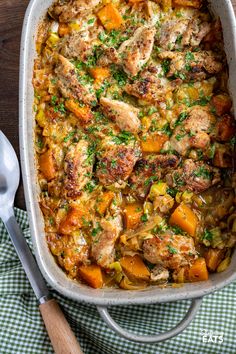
[182,19,211,47]
[129,154,179,199]
[159,17,211,50]
[97,47,120,67]
[64,139,93,197]
[118,26,156,77]
[100,97,141,133]
[59,31,93,60]
[91,215,123,268]
[158,50,223,81]
[125,66,178,103]
[182,159,221,193]
[170,106,215,156]
[166,159,221,193]
[96,139,141,188]
[49,0,101,22]
[143,234,197,269]
[55,55,97,105]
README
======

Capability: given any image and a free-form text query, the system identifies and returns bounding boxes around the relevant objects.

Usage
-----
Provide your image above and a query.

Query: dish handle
[97,297,202,343]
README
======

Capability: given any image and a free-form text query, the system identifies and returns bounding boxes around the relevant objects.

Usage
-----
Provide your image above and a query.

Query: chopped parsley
[112,67,128,87]
[193,166,212,180]
[185,51,195,61]
[112,131,135,145]
[161,123,172,137]
[87,18,95,25]
[91,223,102,237]
[167,245,178,254]
[174,112,188,127]
[202,229,213,241]
[167,187,178,197]
[171,225,184,235]
[64,131,76,142]
[84,179,98,193]
[144,176,159,186]
[176,34,183,45]
[161,59,171,75]
[141,213,148,222]
[148,107,157,116]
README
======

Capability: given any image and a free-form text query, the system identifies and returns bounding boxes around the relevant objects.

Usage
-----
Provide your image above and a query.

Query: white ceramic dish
[19,0,236,343]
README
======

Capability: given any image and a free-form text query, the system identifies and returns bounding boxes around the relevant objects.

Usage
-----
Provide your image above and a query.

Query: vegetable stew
[34,0,236,289]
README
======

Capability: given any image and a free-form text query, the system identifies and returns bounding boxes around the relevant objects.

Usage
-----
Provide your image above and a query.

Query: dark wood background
[0,0,236,210]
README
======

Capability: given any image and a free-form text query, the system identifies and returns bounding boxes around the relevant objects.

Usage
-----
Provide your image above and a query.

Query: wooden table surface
[0,0,236,210]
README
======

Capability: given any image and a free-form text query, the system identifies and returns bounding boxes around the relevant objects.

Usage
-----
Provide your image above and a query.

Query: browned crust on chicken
[55,55,97,105]
[96,141,141,187]
[64,140,93,197]
[143,234,197,269]
[129,154,179,199]
[91,215,123,268]
[48,0,101,22]
[118,26,156,77]
[100,97,140,133]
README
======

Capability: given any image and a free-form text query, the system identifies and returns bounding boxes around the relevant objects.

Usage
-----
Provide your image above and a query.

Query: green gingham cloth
[0,208,236,354]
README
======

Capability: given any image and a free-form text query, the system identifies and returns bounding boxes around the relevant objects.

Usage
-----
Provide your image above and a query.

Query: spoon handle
[39,299,84,354]
[1,208,83,354]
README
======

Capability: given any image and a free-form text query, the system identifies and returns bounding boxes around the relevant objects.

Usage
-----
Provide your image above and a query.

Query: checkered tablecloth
[0,208,235,354]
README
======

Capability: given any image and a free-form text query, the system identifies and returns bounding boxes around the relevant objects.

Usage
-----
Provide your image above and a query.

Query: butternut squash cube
[141,134,168,153]
[169,204,198,237]
[120,255,150,283]
[97,3,123,30]
[38,150,56,181]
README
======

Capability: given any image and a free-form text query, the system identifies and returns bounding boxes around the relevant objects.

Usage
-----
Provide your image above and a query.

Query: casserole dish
[20,0,236,343]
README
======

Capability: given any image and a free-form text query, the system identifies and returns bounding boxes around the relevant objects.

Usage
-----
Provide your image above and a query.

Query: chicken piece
[91,215,123,268]
[96,139,141,188]
[48,0,101,22]
[182,159,221,193]
[182,19,211,47]
[100,97,140,134]
[213,144,233,168]
[215,114,236,142]
[150,265,169,284]
[55,55,97,105]
[59,31,93,60]
[170,106,214,156]
[125,66,177,103]
[158,50,223,81]
[47,233,89,277]
[118,26,156,77]
[159,19,189,50]
[143,234,197,269]
[64,139,94,197]
[97,47,120,67]
[129,154,179,199]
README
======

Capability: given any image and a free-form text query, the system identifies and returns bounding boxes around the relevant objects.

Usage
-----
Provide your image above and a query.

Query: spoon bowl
[0,131,20,211]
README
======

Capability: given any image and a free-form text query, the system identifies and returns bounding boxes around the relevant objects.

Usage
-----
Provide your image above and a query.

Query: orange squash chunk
[58,23,70,37]
[169,204,198,237]
[141,134,168,153]
[65,99,92,124]
[96,191,115,215]
[89,67,110,82]
[173,0,201,8]
[58,206,88,235]
[188,258,209,282]
[124,203,143,229]
[38,150,56,181]
[120,255,150,283]
[205,248,225,272]
[78,264,103,289]
[97,3,123,30]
